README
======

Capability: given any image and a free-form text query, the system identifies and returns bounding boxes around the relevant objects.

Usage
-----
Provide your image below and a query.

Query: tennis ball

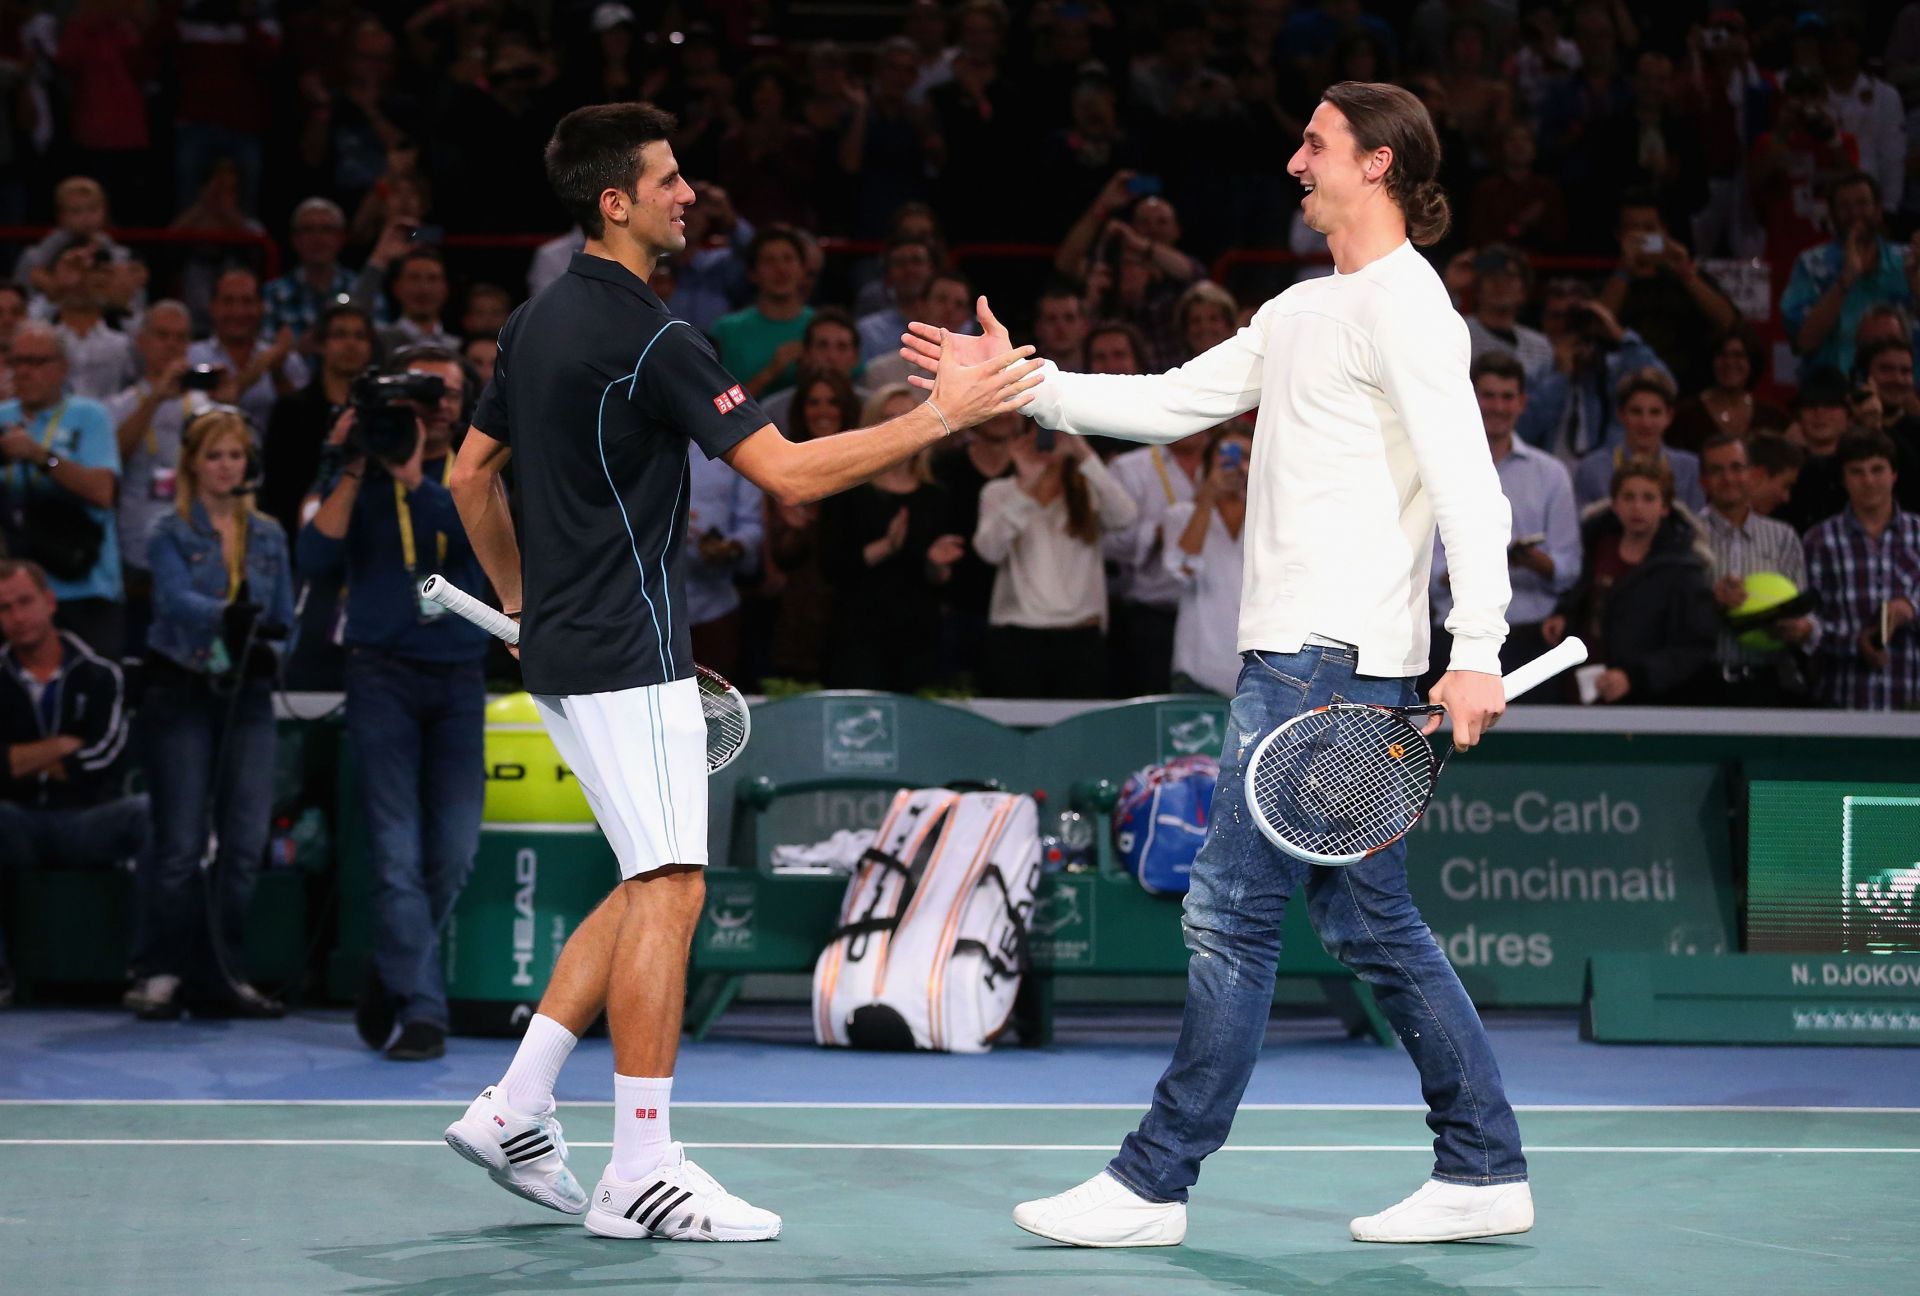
[484,691,595,823]
[1735,570,1799,653]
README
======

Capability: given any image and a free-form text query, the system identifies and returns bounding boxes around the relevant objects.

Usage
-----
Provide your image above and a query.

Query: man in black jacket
[0,559,147,1004]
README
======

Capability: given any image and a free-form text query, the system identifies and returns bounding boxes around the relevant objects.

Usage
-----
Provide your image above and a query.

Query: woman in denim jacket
[138,408,295,1020]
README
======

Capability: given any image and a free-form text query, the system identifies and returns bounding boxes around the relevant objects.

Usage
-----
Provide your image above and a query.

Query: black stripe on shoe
[499,1130,545,1153]
[506,1141,553,1164]
[625,1182,670,1221]
[644,1190,692,1233]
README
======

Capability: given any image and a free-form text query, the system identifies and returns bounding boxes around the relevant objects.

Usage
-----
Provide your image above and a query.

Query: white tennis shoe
[1013,1170,1187,1247]
[584,1144,782,1241]
[1350,1179,1534,1243]
[443,1086,588,1215]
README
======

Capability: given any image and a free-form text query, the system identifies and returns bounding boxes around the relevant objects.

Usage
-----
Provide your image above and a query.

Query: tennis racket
[1244,638,1587,866]
[418,575,752,773]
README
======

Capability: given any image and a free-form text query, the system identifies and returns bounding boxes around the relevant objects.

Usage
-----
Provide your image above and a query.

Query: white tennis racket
[418,574,752,773]
[1244,638,1587,866]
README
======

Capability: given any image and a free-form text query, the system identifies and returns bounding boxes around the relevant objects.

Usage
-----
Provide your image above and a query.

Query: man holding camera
[186,269,307,438]
[296,345,485,1061]
[1781,172,1920,380]
[1519,288,1671,465]
[107,302,203,652]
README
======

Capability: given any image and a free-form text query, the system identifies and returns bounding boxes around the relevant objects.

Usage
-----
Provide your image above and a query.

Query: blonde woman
[138,408,294,1021]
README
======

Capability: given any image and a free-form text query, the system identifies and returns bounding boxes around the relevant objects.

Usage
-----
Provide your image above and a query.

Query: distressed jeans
[1108,643,1528,1202]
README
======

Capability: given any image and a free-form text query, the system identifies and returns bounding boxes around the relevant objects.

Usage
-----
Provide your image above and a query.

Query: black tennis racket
[417,575,752,773]
[1244,638,1587,865]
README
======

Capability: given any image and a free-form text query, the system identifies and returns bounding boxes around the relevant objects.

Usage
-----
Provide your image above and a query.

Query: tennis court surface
[4,1008,1915,1295]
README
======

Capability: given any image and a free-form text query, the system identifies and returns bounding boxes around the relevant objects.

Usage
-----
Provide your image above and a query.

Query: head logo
[823,700,899,773]
[1030,886,1083,937]
[1157,704,1226,761]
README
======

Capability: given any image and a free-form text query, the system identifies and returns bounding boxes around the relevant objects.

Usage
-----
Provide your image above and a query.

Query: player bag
[1113,755,1219,895]
[812,788,1041,1053]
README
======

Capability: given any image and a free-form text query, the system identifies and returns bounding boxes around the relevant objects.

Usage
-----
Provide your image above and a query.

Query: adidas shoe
[584,1144,781,1242]
[443,1086,588,1215]
[1013,1170,1187,1247]
[1349,1179,1534,1243]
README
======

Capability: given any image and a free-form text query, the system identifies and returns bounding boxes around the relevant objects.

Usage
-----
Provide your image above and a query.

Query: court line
[2,1100,1916,1113]
[3,1139,1917,1153]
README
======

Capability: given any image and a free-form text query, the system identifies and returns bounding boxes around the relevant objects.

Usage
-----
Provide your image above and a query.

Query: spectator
[1087,320,1151,376]
[1598,191,1740,394]
[461,335,496,390]
[1538,0,1633,251]
[664,182,754,334]
[1462,244,1552,384]
[1436,17,1512,164]
[52,0,152,218]
[1821,20,1907,215]
[1065,191,1204,368]
[1434,353,1582,683]
[928,43,1022,241]
[799,41,863,235]
[1781,172,1920,380]
[1669,326,1792,453]
[684,447,763,683]
[1507,1,1580,118]
[710,226,814,398]
[864,269,974,389]
[297,346,487,1062]
[930,408,1018,686]
[1803,431,1920,710]
[760,310,867,436]
[263,198,358,345]
[1574,369,1705,514]
[1467,119,1568,250]
[718,60,818,231]
[1545,456,1719,705]
[0,281,23,400]
[107,301,197,650]
[296,20,415,219]
[1173,281,1238,365]
[1853,337,1920,514]
[841,36,938,237]
[157,0,278,213]
[1105,422,1208,696]
[1162,424,1252,697]
[1696,433,1815,706]
[974,422,1137,698]
[1521,292,1671,462]
[754,371,862,685]
[527,228,584,301]
[10,178,135,299]
[855,235,940,361]
[1033,283,1091,372]
[459,284,511,345]
[261,302,375,540]
[816,384,962,691]
[1779,368,1855,534]
[1679,9,1773,261]
[0,322,124,655]
[1748,73,1861,283]
[1747,434,1806,519]
[0,558,144,1008]
[1590,53,1706,239]
[430,33,568,234]
[188,268,306,438]
[139,408,294,1020]
[42,234,137,399]
[1035,75,1141,240]
[373,247,456,355]
[168,156,271,325]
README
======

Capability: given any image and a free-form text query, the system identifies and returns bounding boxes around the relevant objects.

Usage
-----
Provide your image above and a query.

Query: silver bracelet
[925,400,952,436]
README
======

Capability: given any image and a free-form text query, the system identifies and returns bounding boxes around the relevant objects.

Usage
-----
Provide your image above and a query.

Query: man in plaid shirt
[262,199,364,347]
[1700,434,1815,705]
[1804,431,1920,709]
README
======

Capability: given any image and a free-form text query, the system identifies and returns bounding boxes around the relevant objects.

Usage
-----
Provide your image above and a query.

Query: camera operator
[296,344,486,1062]
[1519,288,1672,465]
[138,409,294,1020]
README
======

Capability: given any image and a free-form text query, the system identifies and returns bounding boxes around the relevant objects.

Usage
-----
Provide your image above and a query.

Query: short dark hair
[746,224,808,272]
[1709,324,1763,390]
[544,102,679,238]
[1615,366,1676,410]
[1835,429,1898,472]
[1699,431,1748,460]
[0,558,51,593]
[466,282,512,309]
[1616,187,1662,221]
[0,279,28,303]
[393,245,445,274]
[1320,81,1450,246]
[316,302,376,344]
[803,306,857,345]
[1855,336,1913,381]
[1747,434,1806,476]
[1795,365,1851,410]
[1611,454,1675,506]
[1470,351,1527,392]
[1086,319,1150,368]
[1827,170,1881,209]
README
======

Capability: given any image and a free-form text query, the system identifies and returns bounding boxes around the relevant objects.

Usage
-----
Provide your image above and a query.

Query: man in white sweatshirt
[902,81,1530,1248]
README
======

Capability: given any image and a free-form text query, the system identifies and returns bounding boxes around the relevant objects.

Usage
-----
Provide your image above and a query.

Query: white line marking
[1666,1225,1856,1262]
[1,1100,1915,1113]
[2,1140,1916,1154]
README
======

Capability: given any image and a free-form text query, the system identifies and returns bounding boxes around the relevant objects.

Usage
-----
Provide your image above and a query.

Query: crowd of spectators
[4,1,1920,1010]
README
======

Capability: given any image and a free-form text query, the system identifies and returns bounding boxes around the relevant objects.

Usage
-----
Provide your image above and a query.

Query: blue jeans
[0,796,150,973]
[1108,644,1528,1202]
[142,674,277,992]
[345,651,485,1031]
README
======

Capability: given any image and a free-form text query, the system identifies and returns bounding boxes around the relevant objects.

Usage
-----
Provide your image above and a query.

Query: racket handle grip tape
[1501,636,1586,701]
[419,574,520,646]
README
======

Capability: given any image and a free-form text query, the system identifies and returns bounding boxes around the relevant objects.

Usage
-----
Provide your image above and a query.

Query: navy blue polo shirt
[472,252,768,696]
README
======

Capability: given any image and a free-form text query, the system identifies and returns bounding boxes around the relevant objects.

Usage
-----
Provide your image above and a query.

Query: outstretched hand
[901,295,1016,390]
[927,325,1045,431]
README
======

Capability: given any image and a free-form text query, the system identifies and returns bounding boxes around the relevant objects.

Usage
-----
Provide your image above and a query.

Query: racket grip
[1501,636,1586,701]
[419,574,520,646]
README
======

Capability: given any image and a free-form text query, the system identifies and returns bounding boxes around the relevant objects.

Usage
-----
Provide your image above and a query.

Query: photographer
[139,409,294,1020]
[296,345,485,1062]
[1519,290,1671,464]
[1780,172,1920,378]
[108,302,201,652]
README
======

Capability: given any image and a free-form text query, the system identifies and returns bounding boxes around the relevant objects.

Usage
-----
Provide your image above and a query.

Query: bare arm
[9,735,82,779]
[47,455,116,510]
[449,426,523,615]
[307,469,364,540]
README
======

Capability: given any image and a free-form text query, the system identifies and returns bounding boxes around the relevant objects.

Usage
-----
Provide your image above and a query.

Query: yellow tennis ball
[483,692,595,823]
[1735,570,1799,653]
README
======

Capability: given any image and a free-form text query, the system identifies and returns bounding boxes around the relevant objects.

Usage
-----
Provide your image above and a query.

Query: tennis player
[442,102,1042,1242]
[903,82,1531,1246]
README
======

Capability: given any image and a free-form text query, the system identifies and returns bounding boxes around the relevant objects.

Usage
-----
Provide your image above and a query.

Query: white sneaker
[1350,1179,1534,1243]
[584,1144,781,1242]
[122,974,180,1012]
[443,1086,588,1215]
[1012,1170,1187,1248]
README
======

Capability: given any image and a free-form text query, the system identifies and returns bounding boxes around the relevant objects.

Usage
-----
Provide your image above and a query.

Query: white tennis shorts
[532,678,708,879]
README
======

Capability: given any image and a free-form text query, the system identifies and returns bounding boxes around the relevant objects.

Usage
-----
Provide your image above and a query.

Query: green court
[6,1102,1913,1294]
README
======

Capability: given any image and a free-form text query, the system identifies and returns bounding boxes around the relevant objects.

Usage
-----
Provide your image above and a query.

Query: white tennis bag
[811,788,1041,1053]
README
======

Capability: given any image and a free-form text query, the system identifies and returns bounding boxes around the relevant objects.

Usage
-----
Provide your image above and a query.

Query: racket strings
[695,666,750,771]
[1249,708,1436,858]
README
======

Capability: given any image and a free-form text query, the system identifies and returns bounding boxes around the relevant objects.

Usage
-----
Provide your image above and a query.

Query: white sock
[612,1073,674,1180]
[498,1014,578,1114]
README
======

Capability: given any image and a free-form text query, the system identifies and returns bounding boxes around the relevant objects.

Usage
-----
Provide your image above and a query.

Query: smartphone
[1216,442,1245,472]
[180,364,226,392]
[1126,174,1163,198]
[1034,425,1056,452]
[1638,233,1664,255]
[410,225,444,245]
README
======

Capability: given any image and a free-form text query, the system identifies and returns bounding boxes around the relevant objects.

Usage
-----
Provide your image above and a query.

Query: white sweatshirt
[1025,240,1512,677]
[974,454,1139,631]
